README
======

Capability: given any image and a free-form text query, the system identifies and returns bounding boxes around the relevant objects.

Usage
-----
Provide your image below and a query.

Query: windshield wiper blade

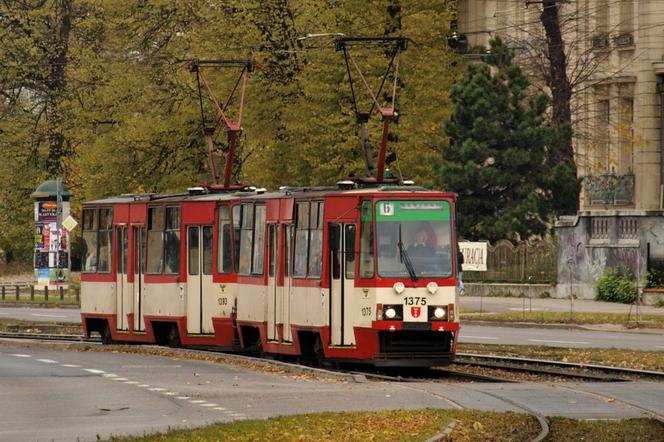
[398,225,418,282]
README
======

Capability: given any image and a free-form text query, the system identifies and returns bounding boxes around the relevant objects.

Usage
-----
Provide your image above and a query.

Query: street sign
[62,215,78,232]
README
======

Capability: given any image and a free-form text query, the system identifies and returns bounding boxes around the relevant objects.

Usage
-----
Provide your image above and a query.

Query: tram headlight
[428,305,448,321]
[382,305,403,320]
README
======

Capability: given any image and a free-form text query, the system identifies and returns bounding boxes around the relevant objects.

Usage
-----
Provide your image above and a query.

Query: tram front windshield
[375,200,453,278]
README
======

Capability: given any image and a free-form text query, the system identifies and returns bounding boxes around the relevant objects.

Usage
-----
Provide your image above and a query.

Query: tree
[440,37,566,242]
[0,0,460,263]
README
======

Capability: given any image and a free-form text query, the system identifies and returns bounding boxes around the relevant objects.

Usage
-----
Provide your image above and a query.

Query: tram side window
[308,202,324,278]
[146,207,165,274]
[345,224,356,279]
[293,202,310,278]
[359,201,374,278]
[163,207,181,274]
[82,208,98,272]
[217,206,233,274]
[238,204,254,275]
[252,205,266,275]
[97,208,113,273]
[232,205,242,272]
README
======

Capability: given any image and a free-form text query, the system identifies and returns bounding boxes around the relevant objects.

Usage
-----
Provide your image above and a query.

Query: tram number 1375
[403,297,427,306]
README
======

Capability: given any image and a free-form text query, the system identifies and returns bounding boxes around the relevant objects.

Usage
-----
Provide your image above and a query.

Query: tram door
[282,224,293,342]
[133,226,145,331]
[116,226,130,330]
[329,223,356,346]
[267,224,279,341]
[187,225,215,334]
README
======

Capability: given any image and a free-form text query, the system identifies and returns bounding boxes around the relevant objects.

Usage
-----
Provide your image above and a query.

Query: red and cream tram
[80,184,462,366]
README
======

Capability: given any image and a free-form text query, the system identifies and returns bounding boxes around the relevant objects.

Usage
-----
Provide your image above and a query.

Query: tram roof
[84,185,454,206]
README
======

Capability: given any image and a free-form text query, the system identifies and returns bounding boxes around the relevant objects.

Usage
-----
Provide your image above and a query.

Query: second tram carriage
[80,183,461,367]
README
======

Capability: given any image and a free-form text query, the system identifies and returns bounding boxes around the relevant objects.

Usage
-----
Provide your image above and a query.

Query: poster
[459,241,488,272]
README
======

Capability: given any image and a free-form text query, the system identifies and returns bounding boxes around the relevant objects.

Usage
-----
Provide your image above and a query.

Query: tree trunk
[45,0,72,176]
[540,0,576,172]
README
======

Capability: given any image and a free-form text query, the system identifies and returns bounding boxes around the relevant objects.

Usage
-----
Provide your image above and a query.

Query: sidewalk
[460,295,664,316]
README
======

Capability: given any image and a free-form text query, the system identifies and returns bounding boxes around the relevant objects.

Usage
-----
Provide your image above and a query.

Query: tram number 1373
[403,296,427,306]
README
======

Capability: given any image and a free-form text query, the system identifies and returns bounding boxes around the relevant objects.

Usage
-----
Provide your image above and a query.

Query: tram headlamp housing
[428,305,448,321]
[382,305,403,320]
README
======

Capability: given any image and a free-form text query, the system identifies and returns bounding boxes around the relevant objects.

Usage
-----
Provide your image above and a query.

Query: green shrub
[596,268,637,304]
[645,268,664,288]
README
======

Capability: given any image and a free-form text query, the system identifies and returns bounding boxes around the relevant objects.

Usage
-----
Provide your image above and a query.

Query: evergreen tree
[440,37,566,242]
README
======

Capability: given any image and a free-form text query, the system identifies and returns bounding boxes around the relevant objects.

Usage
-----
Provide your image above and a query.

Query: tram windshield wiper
[398,224,418,282]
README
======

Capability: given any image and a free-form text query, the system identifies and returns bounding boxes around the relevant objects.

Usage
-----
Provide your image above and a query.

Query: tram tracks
[2,332,662,441]
[455,352,664,382]
[1,331,662,381]
[0,331,99,343]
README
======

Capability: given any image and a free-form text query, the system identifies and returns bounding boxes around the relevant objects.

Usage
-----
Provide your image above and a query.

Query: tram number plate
[403,296,427,306]
[361,307,372,317]
[218,297,228,306]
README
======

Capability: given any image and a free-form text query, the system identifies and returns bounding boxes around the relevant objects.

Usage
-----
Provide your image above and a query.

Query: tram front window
[376,200,452,278]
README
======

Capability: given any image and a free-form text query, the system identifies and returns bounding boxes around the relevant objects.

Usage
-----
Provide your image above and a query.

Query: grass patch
[110,409,539,442]
[458,343,664,371]
[461,311,664,328]
[105,410,664,442]
[546,417,664,441]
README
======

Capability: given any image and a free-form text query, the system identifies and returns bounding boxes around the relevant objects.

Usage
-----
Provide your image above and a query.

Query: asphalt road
[461,296,664,315]
[1,306,663,350]
[1,343,662,441]
[0,306,80,323]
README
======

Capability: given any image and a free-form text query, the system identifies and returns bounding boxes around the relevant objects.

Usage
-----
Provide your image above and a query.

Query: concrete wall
[464,282,555,299]
[556,211,664,299]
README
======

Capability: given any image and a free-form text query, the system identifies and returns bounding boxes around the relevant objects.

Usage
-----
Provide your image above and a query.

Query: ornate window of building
[618,83,634,174]
[594,86,611,173]
[619,0,633,34]
[593,0,610,49]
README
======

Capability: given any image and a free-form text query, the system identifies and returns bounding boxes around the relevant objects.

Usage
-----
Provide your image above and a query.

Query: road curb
[184,348,368,383]
[0,338,367,384]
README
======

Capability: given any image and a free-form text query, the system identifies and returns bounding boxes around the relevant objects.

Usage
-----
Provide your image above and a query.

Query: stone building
[457,1,664,299]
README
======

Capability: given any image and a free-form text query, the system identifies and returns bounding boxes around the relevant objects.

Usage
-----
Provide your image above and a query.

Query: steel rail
[0,332,98,343]
[456,352,664,379]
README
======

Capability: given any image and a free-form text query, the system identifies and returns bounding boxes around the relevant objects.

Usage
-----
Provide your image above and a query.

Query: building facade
[457,0,664,298]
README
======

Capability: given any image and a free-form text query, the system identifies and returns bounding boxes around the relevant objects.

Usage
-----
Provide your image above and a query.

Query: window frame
[292,200,324,279]
[359,200,375,279]
[81,207,99,274]
[81,206,114,274]
[146,204,181,275]
[217,205,233,275]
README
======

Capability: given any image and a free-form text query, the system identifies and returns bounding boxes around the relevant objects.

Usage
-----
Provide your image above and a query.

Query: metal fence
[0,285,80,303]
[464,239,557,284]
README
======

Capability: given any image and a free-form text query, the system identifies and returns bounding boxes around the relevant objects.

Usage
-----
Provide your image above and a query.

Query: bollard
[44,285,48,301]
[31,285,35,301]
[76,288,80,302]
[59,286,64,301]
[1,285,5,300]
[15,285,19,301]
